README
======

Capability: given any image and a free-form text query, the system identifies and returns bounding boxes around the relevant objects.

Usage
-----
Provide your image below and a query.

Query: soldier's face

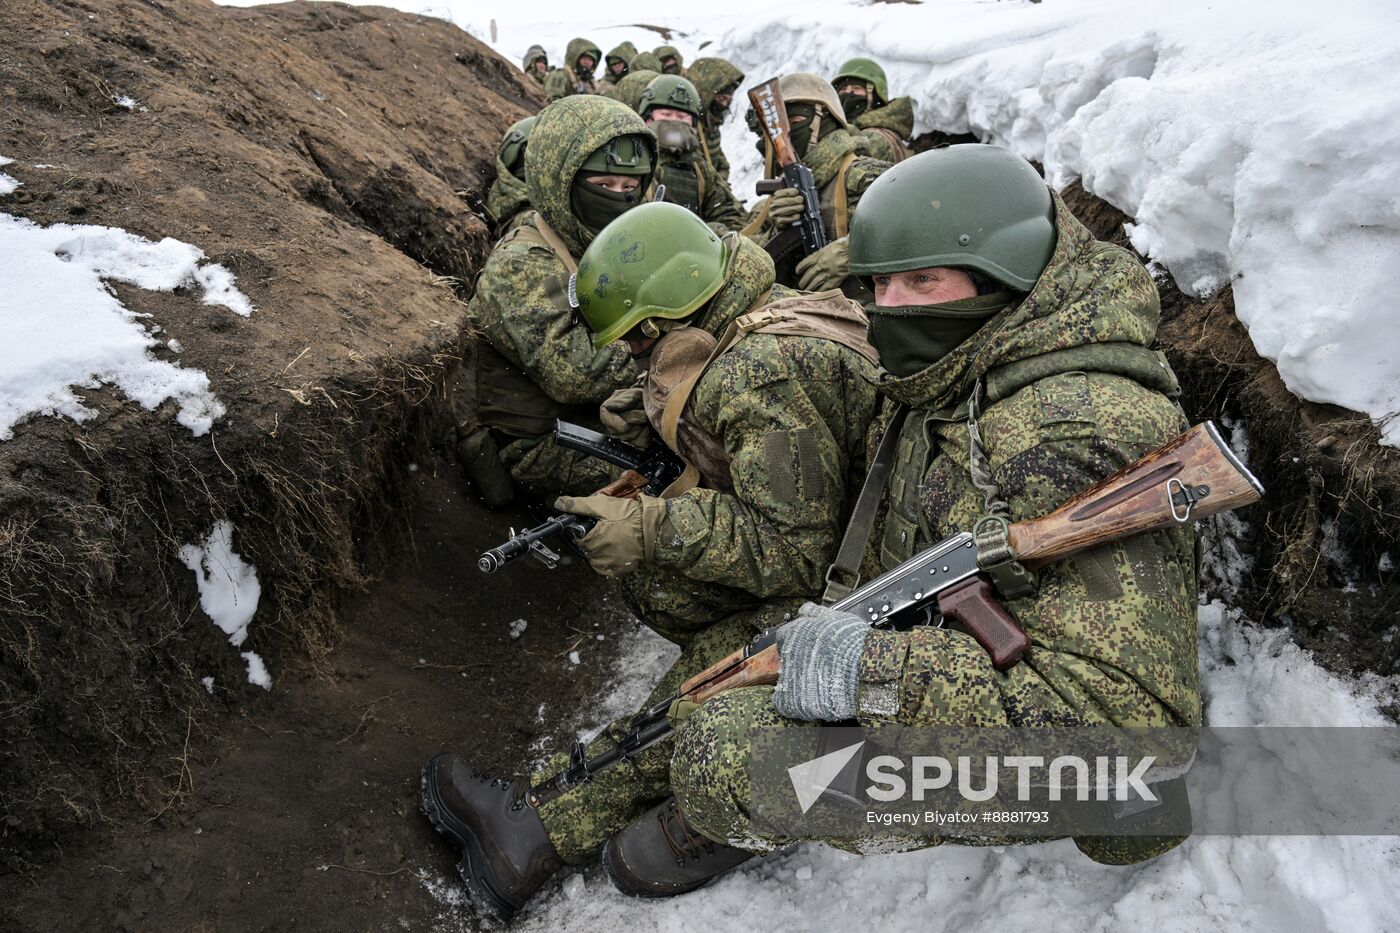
[582,174,642,194]
[714,91,733,109]
[610,60,626,75]
[533,61,547,75]
[873,267,977,306]
[647,107,694,126]
[578,54,597,71]
[836,81,868,98]
[662,57,679,74]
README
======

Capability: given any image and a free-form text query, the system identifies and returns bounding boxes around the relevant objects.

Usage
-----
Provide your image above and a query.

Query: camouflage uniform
[466,98,643,495]
[522,45,548,87]
[534,236,882,860]
[630,50,663,74]
[854,96,915,163]
[688,57,745,184]
[667,193,1202,862]
[484,153,530,234]
[544,38,602,101]
[614,69,660,114]
[651,155,745,233]
[597,41,638,99]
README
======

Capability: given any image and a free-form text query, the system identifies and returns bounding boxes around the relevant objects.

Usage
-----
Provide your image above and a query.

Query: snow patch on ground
[0,154,19,195]
[180,520,271,690]
[0,194,255,438]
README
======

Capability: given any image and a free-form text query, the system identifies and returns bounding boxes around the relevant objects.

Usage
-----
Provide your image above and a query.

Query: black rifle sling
[821,404,910,605]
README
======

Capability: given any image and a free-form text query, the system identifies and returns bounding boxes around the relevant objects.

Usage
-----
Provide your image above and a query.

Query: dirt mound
[0,0,542,872]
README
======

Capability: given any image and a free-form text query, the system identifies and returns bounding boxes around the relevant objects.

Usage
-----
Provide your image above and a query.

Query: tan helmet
[778,72,850,130]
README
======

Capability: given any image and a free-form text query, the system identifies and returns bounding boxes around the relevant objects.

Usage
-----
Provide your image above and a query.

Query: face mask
[785,103,819,156]
[867,292,1014,378]
[838,90,870,122]
[651,119,698,155]
[571,177,644,234]
[662,59,680,75]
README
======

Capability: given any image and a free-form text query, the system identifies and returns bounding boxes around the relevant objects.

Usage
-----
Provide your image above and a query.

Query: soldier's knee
[671,688,777,816]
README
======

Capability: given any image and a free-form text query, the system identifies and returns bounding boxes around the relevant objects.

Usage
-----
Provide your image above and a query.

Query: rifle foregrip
[937,576,1030,671]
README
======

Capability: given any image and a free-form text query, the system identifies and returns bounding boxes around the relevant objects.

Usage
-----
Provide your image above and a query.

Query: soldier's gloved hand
[767,187,806,228]
[599,386,651,447]
[555,493,666,577]
[795,237,850,292]
[771,602,869,721]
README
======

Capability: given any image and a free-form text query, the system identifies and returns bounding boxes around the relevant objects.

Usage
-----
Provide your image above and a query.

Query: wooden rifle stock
[1007,421,1263,568]
[748,79,798,168]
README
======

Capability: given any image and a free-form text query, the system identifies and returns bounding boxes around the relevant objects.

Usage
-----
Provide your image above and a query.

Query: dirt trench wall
[0,0,542,871]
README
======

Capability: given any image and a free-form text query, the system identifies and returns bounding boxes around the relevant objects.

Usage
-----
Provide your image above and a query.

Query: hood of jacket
[877,192,1161,412]
[486,155,531,225]
[855,96,914,139]
[566,37,602,75]
[525,96,656,257]
[615,69,660,113]
[688,57,744,123]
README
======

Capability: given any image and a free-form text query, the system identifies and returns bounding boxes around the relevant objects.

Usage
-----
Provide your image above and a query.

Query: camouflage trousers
[533,600,801,862]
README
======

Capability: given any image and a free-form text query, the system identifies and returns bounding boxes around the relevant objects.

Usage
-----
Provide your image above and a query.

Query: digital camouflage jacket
[855,96,915,163]
[756,128,890,246]
[544,38,602,101]
[467,97,644,493]
[688,57,745,183]
[855,193,1201,736]
[484,154,530,232]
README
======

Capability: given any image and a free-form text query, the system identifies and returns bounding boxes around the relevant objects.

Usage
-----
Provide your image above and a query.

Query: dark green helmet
[498,115,538,177]
[571,202,731,347]
[832,57,889,106]
[638,74,703,120]
[576,133,654,176]
[848,145,1057,292]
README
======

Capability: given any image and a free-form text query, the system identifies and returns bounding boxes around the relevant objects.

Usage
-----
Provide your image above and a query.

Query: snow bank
[180,520,272,690]
[0,166,256,438]
[711,0,1400,443]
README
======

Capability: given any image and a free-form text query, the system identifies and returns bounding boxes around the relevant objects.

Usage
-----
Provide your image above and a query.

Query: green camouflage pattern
[484,153,530,230]
[467,97,650,492]
[688,57,744,182]
[522,45,548,85]
[645,236,881,600]
[855,97,915,162]
[612,69,660,112]
[664,194,1198,860]
[600,40,638,92]
[653,45,685,74]
[544,38,602,101]
[653,152,747,232]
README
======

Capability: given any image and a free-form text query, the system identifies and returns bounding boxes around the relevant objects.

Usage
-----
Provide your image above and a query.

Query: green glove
[795,236,850,291]
[599,385,651,447]
[554,493,667,577]
[767,187,806,228]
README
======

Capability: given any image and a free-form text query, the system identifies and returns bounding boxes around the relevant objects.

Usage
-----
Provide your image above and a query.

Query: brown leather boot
[602,796,755,898]
[420,752,564,921]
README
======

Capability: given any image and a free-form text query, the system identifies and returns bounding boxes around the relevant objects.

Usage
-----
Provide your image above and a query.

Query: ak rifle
[527,421,1263,806]
[749,77,828,275]
[476,421,685,574]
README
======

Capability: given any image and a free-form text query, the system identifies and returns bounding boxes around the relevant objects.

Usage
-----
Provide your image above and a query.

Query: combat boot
[602,796,754,897]
[420,752,563,921]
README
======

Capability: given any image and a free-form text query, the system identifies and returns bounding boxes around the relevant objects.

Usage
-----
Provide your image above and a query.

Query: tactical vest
[657,156,706,217]
[474,218,595,439]
[874,342,1184,571]
[645,288,878,496]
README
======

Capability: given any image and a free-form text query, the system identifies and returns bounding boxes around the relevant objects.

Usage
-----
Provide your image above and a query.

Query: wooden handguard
[1007,421,1263,568]
[682,644,782,704]
[595,468,650,499]
[936,575,1030,670]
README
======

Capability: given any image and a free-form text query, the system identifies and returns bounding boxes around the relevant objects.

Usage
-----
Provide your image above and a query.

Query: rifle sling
[821,405,909,605]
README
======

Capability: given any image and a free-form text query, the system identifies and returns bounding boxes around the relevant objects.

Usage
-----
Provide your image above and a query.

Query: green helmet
[572,202,731,347]
[498,115,538,176]
[832,57,889,106]
[848,145,1057,292]
[576,133,654,175]
[638,74,703,120]
[631,50,663,73]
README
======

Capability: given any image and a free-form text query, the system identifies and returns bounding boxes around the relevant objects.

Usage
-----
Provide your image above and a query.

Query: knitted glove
[771,602,869,721]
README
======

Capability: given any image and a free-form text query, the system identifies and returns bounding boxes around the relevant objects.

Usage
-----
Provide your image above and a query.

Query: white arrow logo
[788,740,866,814]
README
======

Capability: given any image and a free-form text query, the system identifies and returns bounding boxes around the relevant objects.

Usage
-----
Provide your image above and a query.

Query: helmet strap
[806,108,824,157]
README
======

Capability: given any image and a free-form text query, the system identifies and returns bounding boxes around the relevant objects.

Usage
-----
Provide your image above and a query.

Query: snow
[509,618,529,639]
[0,154,18,196]
[180,520,271,690]
[0,172,255,438]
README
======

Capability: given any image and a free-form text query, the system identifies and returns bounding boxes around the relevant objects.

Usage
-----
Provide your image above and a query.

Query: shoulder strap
[693,161,706,206]
[657,290,773,497]
[531,215,579,274]
[832,152,859,238]
[822,404,909,604]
